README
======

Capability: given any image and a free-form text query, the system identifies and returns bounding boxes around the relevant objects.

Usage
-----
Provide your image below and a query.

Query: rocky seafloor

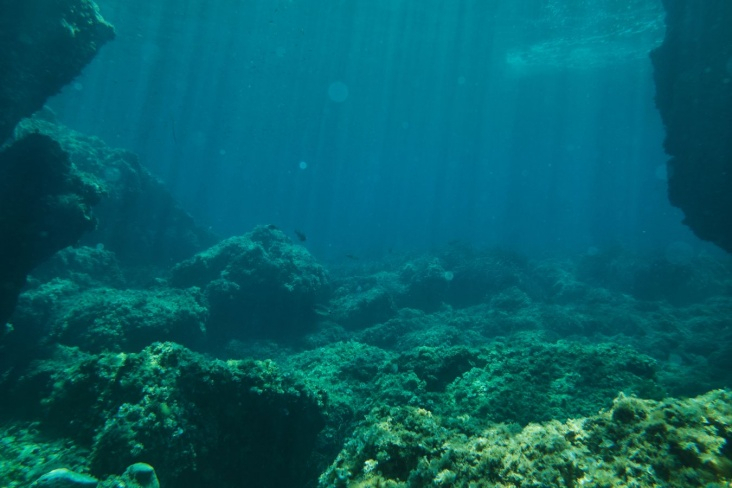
[1,223,731,487]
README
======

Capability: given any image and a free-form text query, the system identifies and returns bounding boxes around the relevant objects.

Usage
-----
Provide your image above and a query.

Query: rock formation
[651,0,732,253]
[0,0,114,324]
[0,0,114,143]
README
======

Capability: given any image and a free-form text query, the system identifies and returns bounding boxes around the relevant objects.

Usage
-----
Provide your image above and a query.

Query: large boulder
[171,225,329,343]
[30,343,326,488]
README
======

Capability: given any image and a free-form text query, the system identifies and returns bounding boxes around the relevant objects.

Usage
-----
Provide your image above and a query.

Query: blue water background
[49,0,705,260]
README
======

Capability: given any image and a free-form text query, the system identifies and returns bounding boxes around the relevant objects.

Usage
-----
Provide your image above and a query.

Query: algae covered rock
[361,335,662,427]
[320,389,732,487]
[42,342,326,488]
[327,272,403,330]
[50,287,207,352]
[0,419,93,488]
[31,468,98,488]
[15,113,218,267]
[115,463,159,488]
[30,463,161,488]
[444,337,662,425]
[30,246,125,289]
[171,225,329,342]
[324,246,532,331]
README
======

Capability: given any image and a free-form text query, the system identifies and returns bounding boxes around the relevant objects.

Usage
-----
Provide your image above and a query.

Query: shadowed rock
[0,133,102,327]
[0,0,114,143]
[651,0,732,253]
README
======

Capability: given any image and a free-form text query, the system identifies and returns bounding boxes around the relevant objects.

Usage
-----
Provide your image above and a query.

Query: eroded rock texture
[651,0,732,253]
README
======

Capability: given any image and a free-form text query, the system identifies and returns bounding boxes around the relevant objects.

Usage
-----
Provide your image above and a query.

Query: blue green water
[48,0,702,259]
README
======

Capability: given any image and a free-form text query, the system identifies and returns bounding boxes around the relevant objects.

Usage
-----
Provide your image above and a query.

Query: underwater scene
[1,0,732,487]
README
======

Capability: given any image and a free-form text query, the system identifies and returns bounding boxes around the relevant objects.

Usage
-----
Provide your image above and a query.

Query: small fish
[294,229,307,242]
[345,254,359,260]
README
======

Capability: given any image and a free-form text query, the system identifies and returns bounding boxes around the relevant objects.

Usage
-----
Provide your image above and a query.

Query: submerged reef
[1,240,731,487]
[651,0,732,253]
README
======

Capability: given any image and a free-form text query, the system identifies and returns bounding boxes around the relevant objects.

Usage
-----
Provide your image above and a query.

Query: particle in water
[299,161,308,170]
[328,81,349,102]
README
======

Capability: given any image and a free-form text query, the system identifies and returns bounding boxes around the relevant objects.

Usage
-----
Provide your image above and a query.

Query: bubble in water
[219,149,226,156]
[275,46,286,58]
[327,81,349,102]
[96,243,105,251]
[443,271,454,281]
[73,82,83,91]
[586,246,599,256]
[457,76,466,85]
[299,161,308,170]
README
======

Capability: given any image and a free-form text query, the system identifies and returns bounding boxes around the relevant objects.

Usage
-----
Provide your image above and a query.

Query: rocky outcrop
[15,112,218,267]
[0,134,102,326]
[37,343,326,488]
[171,225,329,343]
[0,0,114,142]
[651,0,732,253]
[0,0,113,325]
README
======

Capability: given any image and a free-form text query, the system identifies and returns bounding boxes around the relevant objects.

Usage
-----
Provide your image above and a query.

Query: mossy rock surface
[320,389,732,487]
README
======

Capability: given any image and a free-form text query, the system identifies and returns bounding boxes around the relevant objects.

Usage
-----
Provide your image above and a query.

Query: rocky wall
[651,0,732,253]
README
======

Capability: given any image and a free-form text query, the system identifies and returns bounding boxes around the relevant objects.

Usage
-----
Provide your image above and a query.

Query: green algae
[319,390,732,487]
